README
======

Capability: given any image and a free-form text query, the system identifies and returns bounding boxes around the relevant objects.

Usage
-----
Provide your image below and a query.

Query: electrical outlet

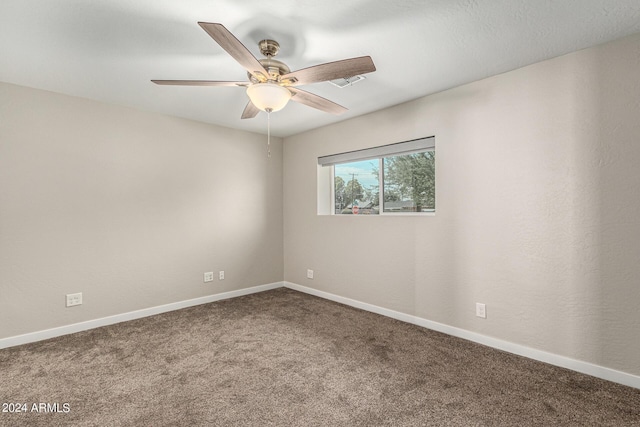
[204,272,214,282]
[219,271,225,280]
[307,269,314,279]
[66,293,82,307]
[476,303,486,319]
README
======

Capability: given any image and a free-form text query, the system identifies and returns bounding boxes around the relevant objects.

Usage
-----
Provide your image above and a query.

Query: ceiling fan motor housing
[248,58,291,83]
[243,40,290,83]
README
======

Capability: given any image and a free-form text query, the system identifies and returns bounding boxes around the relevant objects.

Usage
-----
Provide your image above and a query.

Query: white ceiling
[1,0,640,137]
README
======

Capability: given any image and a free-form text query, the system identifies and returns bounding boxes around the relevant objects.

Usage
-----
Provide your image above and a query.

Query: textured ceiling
[1,0,640,137]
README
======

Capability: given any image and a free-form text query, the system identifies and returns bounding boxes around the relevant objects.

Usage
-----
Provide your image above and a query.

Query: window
[319,137,435,215]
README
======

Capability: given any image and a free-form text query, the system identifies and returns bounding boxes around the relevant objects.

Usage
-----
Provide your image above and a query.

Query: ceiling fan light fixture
[246,83,291,112]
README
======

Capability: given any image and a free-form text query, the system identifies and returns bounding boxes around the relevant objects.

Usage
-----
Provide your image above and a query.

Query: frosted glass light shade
[246,83,291,112]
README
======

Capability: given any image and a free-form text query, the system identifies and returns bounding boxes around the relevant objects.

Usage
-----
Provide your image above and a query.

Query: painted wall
[0,82,283,339]
[283,33,640,376]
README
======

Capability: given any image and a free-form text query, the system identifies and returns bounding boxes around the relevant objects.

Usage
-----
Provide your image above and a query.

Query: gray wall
[0,82,283,339]
[283,33,640,376]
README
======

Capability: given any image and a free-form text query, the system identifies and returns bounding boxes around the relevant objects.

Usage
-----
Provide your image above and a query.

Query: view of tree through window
[333,150,435,215]
[383,151,435,212]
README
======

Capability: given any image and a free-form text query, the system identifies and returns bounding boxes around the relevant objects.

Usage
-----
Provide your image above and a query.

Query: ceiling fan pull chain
[266,108,272,158]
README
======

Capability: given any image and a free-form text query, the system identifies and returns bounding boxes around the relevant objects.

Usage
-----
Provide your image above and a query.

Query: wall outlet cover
[66,293,83,307]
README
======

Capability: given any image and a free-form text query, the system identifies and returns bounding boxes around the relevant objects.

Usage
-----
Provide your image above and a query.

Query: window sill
[322,212,436,217]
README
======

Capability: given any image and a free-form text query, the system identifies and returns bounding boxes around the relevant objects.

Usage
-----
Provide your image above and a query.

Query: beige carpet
[1,288,639,426]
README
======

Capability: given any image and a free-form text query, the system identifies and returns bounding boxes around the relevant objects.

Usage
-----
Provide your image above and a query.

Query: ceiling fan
[152,22,376,119]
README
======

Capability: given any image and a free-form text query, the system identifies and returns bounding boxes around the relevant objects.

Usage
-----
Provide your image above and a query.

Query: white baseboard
[0,282,284,350]
[3,280,638,390]
[284,281,640,390]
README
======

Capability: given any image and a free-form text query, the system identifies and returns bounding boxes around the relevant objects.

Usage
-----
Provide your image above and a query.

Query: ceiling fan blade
[288,88,348,115]
[241,101,260,119]
[198,22,269,81]
[151,80,248,86]
[282,56,376,86]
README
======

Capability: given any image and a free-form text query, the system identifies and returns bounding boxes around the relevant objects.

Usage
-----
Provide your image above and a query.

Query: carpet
[1,288,639,426]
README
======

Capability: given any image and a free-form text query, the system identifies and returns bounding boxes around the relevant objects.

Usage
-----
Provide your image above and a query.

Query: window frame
[320,137,435,217]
